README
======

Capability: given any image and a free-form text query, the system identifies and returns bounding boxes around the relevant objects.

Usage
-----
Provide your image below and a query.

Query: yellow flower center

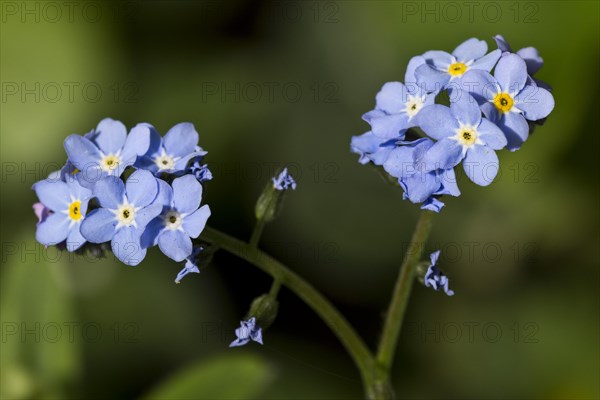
[456,126,478,146]
[448,62,467,77]
[100,154,121,172]
[71,168,80,175]
[69,201,82,221]
[493,92,514,113]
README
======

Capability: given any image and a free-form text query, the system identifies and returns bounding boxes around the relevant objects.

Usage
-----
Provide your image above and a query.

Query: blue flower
[415,91,507,186]
[424,251,454,296]
[175,246,203,284]
[273,168,296,191]
[350,131,397,166]
[460,54,555,151]
[229,317,263,347]
[141,175,211,262]
[33,178,92,251]
[80,170,162,266]
[188,157,213,183]
[416,37,501,92]
[362,81,436,140]
[493,34,551,91]
[382,138,460,212]
[135,123,206,175]
[64,118,152,189]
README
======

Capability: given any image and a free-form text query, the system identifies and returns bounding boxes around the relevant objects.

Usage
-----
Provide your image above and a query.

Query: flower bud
[246,294,279,330]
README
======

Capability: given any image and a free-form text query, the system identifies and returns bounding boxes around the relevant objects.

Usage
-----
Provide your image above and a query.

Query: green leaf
[145,353,274,400]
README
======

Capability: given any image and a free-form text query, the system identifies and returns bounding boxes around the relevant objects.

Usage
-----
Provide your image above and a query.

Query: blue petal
[405,55,426,83]
[93,118,127,154]
[493,34,512,53]
[229,338,250,347]
[172,175,202,213]
[183,204,211,238]
[120,123,152,165]
[66,224,86,251]
[436,168,461,197]
[80,208,117,243]
[469,49,501,72]
[163,123,199,158]
[370,113,410,139]
[402,171,441,203]
[375,82,408,114]
[154,178,174,207]
[421,139,463,171]
[65,179,92,203]
[494,54,528,94]
[422,50,453,67]
[460,70,498,103]
[415,64,450,92]
[430,250,441,265]
[34,180,70,212]
[499,112,530,151]
[140,217,164,248]
[450,90,481,127]
[463,145,499,186]
[421,197,445,213]
[135,203,163,230]
[516,47,543,75]
[452,38,487,61]
[515,85,554,121]
[414,105,459,140]
[370,146,395,166]
[250,327,263,344]
[36,213,70,246]
[64,135,101,172]
[158,229,193,262]
[112,227,146,266]
[125,170,158,208]
[383,146,418,179]
[351,131,385,164]
[478,118,507,150]
[93,176,125,209]
[362,109,385,124]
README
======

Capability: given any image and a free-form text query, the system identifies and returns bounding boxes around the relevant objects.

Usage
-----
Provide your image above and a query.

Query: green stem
[201,226,376,391]
[376,210,435,371]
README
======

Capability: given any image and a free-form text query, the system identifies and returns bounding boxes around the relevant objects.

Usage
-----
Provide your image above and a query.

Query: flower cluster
[352,36,554,212]
[32,118,211,280]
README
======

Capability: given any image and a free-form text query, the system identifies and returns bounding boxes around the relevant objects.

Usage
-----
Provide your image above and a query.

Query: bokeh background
[1,1,599,399]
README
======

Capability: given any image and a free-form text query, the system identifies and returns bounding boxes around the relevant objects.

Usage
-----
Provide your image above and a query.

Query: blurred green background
[1,1,599,398]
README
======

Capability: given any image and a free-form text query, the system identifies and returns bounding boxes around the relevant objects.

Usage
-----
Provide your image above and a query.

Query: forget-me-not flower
[273,168,297,191]
[229,317,263,347]
[175,246,203,284]
[188,157,213,183]
[460,54,555,151]
[141,175,211,262]
[415,91,507,186]
[64,118,151,188]
[424,250,454,296]
[33,178,92,251]
[135,123,206,175]
[80,170,162,266]
[416,38,501,92]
